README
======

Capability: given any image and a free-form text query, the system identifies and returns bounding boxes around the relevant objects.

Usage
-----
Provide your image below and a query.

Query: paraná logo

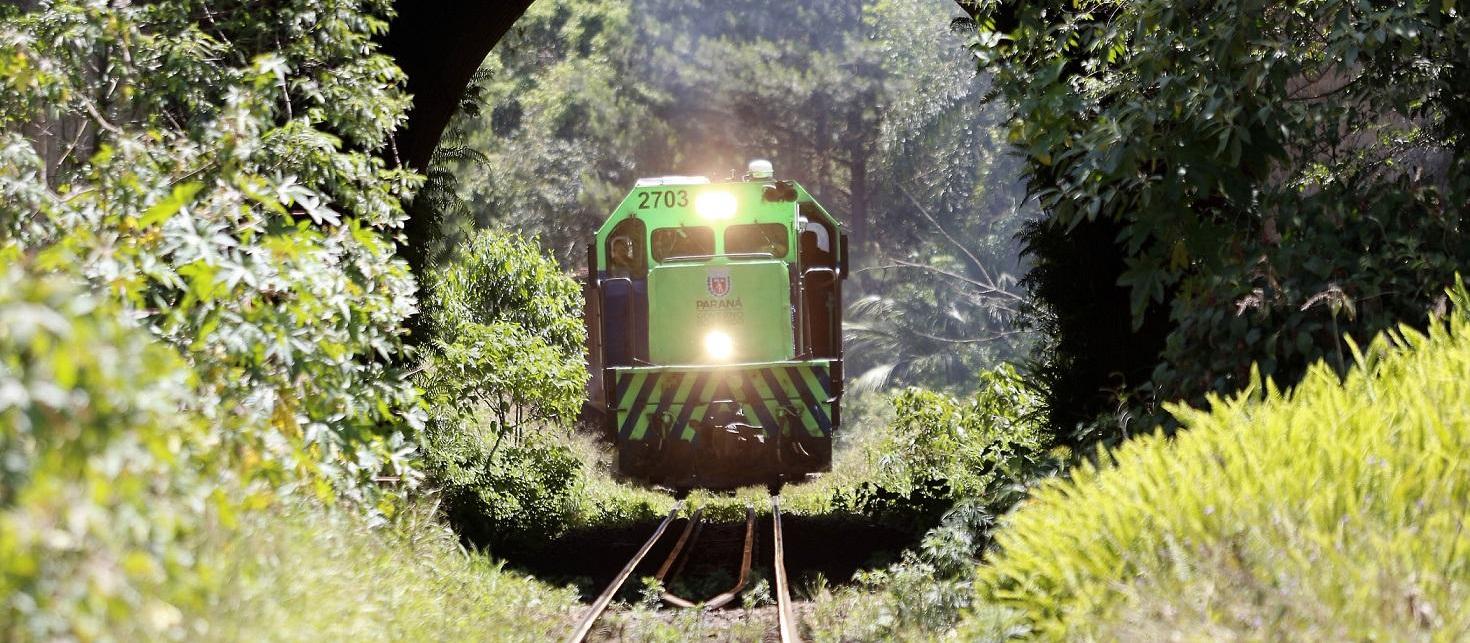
[707,268,731,298]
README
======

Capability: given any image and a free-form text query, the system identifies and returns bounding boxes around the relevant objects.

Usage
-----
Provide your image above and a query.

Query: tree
[962,0,1470,447]
[844,0,1034,391]
[439,0,665,266]
[0,0,424,503]
[422,228,586,446]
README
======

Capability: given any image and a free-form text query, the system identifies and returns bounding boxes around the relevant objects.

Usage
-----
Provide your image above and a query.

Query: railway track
[566,495,800,643]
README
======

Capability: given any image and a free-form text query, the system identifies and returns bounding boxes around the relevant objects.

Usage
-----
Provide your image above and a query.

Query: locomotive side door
[601,217,649,366]
[797,205,840,359]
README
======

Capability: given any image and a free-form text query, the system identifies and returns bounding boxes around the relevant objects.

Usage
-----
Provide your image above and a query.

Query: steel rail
[653,508,703,603]
[772,495,801,643]
[566,502,683,643]
[670,512,704,581]
[661,506,756,609]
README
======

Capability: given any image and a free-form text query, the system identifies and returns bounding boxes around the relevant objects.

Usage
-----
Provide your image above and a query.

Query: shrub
[426,228,584,356]
[422,229,586,441]
[870,365,1046,496]
[810,499,1028,642]
[974,283,1470,638]
[0,261,585,640]
[429,321,586,449]
[0,3,587,639]
[424,416,584,549]
[419,228,588,547]
[812,364,1059,639]
[831,365,1053,532]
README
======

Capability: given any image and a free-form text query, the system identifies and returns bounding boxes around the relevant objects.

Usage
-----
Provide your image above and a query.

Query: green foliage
[0,276,578,640]
[424,422,583,549]
[444,0,662,263]
[812,365,1058,639]
[974,284,1470,638]
[859,365,1048,498]
[810,503,1027,641]
[540,428,673,529]
[0,0,423,507]
[421,227,586,451]
[145,500,579,642]
[0,1,499,637]
[832,478,957,537]
[419,228,589,548]
[427,228,584,355]
[0,256,602,639]
[963,0,1470,441]
[430,322,585,441]
[0,247,601,638]
[843,0,1034,392]
[0,263,219,640]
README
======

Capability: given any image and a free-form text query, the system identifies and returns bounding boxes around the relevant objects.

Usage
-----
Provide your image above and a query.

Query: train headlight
[704,330,735,361]
[695,190,737,220]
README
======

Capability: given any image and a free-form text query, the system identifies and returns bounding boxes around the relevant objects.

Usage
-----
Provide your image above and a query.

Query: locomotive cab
[585,162,847,490]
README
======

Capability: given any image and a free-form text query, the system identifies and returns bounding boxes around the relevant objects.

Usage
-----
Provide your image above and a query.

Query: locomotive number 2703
[638,189,689,209]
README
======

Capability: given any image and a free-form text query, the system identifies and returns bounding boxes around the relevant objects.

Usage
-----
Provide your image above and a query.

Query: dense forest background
[419,0,1036,395]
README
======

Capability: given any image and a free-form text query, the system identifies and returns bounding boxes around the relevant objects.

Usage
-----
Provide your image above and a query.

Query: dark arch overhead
[381,1,537,172]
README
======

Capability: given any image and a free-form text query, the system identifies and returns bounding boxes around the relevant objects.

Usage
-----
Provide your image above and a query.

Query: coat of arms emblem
[707,268,731,298]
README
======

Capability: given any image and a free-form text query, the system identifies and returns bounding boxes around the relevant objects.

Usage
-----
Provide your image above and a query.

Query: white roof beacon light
[747,159,775,180]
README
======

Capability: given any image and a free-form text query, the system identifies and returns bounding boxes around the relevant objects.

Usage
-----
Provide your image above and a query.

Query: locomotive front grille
[610,362,835,443]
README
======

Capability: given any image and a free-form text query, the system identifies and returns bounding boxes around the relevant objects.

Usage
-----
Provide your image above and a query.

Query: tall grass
[974,285,1470,639]
[189,500,580,641]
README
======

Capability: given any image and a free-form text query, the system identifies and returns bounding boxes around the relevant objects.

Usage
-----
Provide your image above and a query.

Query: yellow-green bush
[0,264,222,639]
[974,286,1470,639]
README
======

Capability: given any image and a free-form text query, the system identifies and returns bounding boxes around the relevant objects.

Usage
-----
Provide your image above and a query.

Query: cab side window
[606,218,647,276]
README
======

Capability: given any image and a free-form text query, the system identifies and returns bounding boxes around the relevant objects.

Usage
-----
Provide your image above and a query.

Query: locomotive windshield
[724,223,789,258]
[651,226,714,262]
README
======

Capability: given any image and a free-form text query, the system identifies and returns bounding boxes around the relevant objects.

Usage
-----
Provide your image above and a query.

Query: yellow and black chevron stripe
[610,362,836,442]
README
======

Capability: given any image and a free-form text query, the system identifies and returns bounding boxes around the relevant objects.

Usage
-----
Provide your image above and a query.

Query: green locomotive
[585,161,847,490]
